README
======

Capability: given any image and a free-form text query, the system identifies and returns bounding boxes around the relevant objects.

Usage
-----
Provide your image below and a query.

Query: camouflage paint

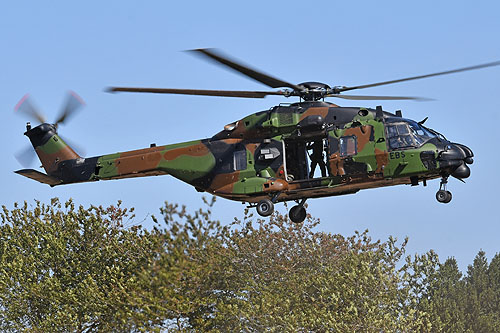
[16,101,472,205]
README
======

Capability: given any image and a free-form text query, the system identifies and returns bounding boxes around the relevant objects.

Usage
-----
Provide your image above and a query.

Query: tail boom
[16,125,214,187]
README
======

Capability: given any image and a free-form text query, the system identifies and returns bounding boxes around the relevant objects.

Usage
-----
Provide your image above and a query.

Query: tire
[444,190,452,203]
[289,205,306,223]
[256,199,274,217]
[436,190,451,204]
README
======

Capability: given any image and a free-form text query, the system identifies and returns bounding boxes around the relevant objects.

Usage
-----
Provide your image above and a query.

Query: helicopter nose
[437,143,474,179]
[455,143,474,164]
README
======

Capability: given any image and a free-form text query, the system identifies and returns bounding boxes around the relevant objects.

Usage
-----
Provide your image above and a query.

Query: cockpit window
[396,124,409,135]
[387,125,398,138]
[407,121,435,140]
[386,120,436,150]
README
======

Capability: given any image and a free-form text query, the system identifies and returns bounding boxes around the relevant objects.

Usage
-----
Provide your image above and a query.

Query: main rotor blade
[327,94,431,101]
[14,94,46,124]
[337,60,500,93]
[107,87,289,98]
[189,48,303,91]
[54,91,85,127]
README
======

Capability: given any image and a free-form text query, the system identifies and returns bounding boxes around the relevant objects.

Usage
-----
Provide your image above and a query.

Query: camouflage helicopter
[15,49,498,223]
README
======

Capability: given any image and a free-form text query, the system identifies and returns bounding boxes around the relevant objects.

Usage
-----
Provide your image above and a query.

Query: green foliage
[0,199,158,332]
[400,251,500,332]
[1,198,500,332]
[136,201,412,332]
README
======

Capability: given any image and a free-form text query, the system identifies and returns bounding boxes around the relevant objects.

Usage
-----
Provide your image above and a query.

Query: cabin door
[283,139,309,181]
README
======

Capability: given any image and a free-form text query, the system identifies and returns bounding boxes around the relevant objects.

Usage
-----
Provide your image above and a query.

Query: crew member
[307,140,327,178]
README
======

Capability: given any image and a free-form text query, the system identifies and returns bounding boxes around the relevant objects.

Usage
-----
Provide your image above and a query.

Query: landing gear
[436,190,452,203]
[436,177,452,204]
[254,195,307,222]
[289,198,307,223]
[256,198,274,217]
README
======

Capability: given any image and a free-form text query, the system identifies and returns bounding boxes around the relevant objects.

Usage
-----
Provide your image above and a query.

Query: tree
[135,201,418,332]
[0,199,158,332]
[426,257,467,332]
[2,197,499,332]
[462,250,500,332]
[406,252,500,333]
[487,253,500,331]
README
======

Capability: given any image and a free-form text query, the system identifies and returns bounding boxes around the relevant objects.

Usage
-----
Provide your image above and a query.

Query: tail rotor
[14,91,86,167]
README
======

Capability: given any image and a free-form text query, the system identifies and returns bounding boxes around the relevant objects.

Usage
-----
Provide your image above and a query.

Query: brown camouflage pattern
[16,101,473,208]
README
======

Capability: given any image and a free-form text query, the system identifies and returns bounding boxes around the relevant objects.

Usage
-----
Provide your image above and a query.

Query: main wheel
[256,199,274,217]
[436,190,452,204]
[289,205,306,223]
[444,190,452,203]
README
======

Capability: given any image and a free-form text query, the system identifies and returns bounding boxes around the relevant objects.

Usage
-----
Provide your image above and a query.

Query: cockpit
[386,119,438,150]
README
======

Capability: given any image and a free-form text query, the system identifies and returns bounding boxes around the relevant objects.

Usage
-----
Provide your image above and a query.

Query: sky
[1,1,499,271]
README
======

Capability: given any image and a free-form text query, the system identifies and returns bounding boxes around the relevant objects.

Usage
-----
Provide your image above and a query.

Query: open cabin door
[284,137,331,181]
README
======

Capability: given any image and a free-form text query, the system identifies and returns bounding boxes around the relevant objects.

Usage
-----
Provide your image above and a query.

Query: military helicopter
[15,49,498,223]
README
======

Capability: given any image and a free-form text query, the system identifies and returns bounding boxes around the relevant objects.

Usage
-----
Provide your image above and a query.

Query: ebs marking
[390,151,406,160]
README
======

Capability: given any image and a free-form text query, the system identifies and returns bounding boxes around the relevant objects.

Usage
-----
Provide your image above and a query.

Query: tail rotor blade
[60,135,86,157]
[54,91,85,127]
[15,145,37,168]
[14,94,47,124]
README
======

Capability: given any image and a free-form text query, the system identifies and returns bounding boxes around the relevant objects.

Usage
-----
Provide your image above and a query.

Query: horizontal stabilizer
[15,169,62,186]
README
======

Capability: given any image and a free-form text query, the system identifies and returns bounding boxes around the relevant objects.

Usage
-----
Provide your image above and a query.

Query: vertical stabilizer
[25,123,80,175]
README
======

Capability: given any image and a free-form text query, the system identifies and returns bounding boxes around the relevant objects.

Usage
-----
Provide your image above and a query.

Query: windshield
[386,120,437,149]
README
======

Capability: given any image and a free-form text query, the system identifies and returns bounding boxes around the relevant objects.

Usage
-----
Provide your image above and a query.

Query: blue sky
[1,1,499,271]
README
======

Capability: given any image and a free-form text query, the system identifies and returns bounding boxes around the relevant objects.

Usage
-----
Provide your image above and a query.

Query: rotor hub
[297,82,331,101]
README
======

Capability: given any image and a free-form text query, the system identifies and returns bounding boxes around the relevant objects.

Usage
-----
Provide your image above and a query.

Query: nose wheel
[436,177,452,204]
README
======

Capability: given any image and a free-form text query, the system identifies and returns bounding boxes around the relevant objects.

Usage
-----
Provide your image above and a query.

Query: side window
[233,149,247,171]
[339,136,357,157]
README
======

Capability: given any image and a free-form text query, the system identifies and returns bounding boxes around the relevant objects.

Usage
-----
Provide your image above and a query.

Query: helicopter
[15,49,498,223]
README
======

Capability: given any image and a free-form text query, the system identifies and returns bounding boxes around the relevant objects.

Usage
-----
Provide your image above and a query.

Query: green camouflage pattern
[16,101,473,205]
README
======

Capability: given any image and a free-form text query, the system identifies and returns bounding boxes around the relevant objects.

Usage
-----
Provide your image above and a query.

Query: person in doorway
[307,140,327,178]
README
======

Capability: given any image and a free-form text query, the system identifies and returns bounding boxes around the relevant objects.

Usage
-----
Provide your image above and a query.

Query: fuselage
[18,101,473,205]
